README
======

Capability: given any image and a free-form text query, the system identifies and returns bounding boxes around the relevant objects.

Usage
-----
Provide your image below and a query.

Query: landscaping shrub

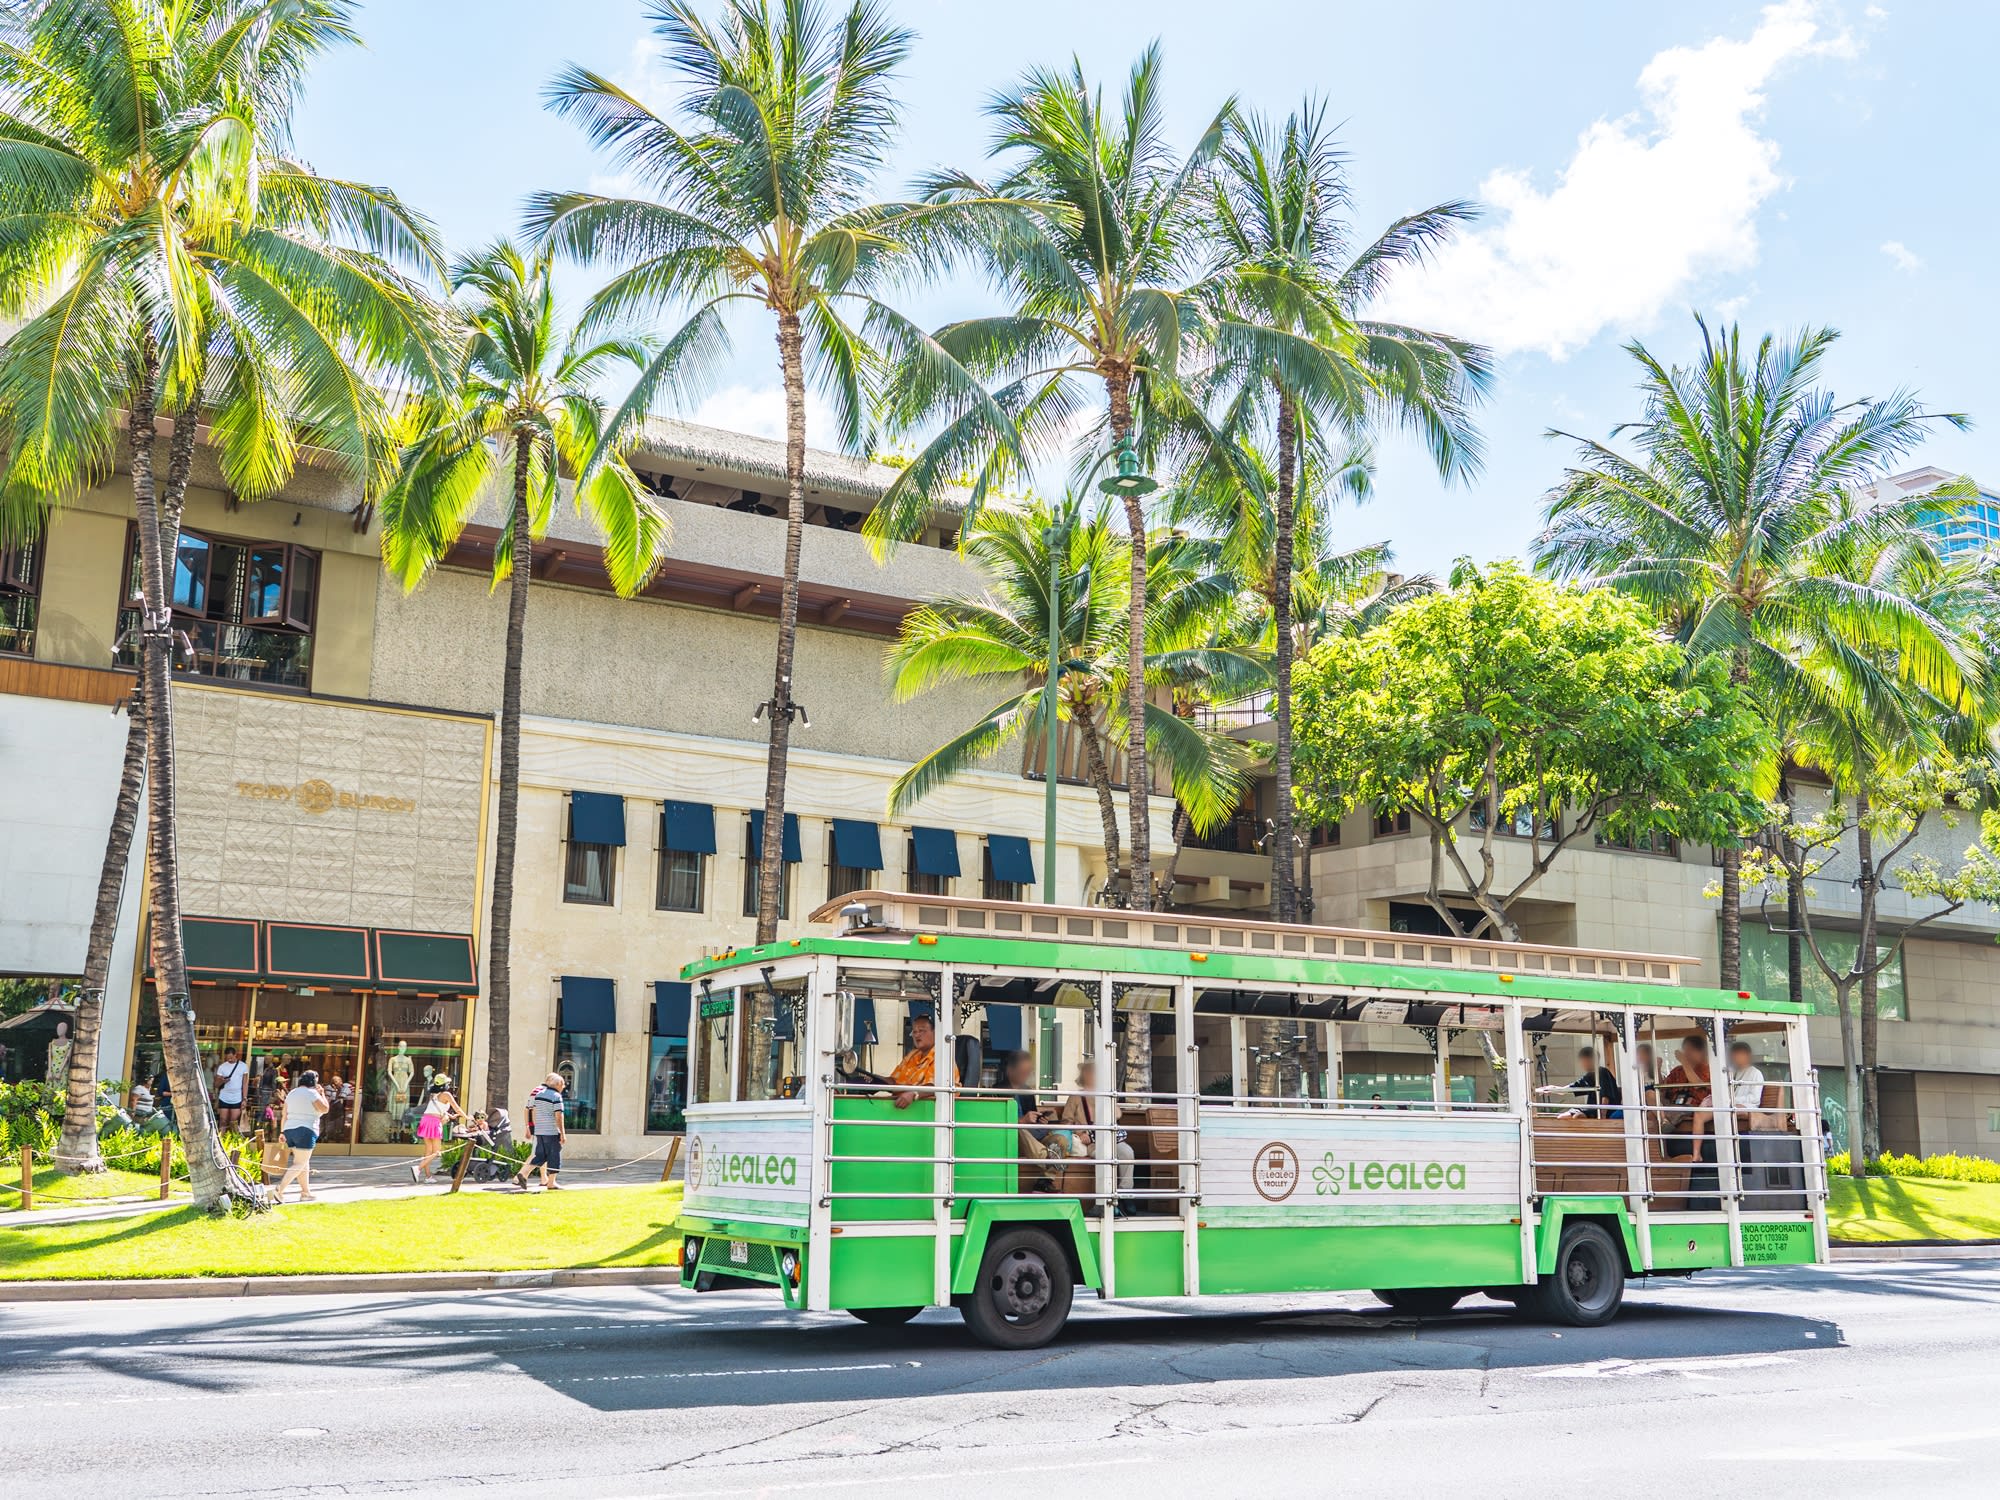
[1827,1150,2000,1183]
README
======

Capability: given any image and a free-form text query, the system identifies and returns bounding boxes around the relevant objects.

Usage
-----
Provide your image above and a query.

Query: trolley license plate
[729,1241,750,1265]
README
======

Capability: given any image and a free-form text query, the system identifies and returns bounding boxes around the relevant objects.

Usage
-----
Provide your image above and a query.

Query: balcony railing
[117,610,313,690]
[0,592,35,657]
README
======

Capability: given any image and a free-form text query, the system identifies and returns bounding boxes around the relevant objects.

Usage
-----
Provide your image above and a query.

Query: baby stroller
[458,1109,516,1184]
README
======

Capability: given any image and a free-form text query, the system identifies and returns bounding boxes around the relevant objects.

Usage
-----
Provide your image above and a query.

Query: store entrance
[251,991,364,1148]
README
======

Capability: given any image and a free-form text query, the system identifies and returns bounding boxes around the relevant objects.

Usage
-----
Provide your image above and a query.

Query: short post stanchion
[19,1146,31,1212]
[159,1140,174,1201]
[660,1135,682,1184]
[450,1138,473,1195]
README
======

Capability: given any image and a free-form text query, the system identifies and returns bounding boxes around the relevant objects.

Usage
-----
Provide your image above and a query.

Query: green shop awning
[265,923,372,986]
[374,930,478,995]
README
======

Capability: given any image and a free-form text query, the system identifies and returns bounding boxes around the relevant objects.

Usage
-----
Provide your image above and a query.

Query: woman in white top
[213,1048,249,1129]
[274,1068,330,1203]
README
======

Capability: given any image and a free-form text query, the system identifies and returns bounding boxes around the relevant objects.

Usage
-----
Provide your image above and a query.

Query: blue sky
[292,1,1997,577]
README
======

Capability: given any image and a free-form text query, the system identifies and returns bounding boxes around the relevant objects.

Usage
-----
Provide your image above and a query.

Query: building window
[1737,922,1907,1019]
[908,826,960,897]
[1372,810,1412,838]
[1595,827,1679,858]
[646,1034,687,1132]
[744,855,793,918]
[983,845,1022,903]
[1470,802,1558,839]
[564,792,622,905]
[742,813,797,920]
[0,526,43,657]
[553,1031,604,1133]
[564,840,615,904]
[657,848,705,912]
[117,526,318,689]
[1308,821,1341,849]
[827,859,872,901]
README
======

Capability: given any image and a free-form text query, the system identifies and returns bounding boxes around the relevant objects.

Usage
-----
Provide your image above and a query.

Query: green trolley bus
[674,892,1829,1349]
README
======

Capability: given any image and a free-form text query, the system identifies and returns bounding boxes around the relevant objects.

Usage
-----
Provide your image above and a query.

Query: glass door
[361,995,469,1147]
[247,989,363,1152]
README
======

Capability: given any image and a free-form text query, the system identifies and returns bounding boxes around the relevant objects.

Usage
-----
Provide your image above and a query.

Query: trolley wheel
[1372,1288,1465,1316]
[1524,1222,1625,1327]
[961,1227,1074,1350]
[847,1305,924,1326]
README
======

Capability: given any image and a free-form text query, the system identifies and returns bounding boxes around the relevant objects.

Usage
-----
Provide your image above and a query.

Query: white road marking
[1725,1428,2000,1464]
[1527,1354,1796,1381]
[617,1455,1151,1498]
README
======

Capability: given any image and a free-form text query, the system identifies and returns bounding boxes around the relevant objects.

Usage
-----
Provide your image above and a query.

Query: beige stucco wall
[169,683,489,934]
[368,566,1025,773]
[466,713,1161,1156]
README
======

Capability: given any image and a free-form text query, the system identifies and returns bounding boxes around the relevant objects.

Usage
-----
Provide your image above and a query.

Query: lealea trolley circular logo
[1253,1142,1301,1201]
[295,779,337,815]
[686,1136,703,1189]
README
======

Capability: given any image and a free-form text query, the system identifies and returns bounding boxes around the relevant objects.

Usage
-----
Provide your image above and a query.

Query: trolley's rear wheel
[961,1228,1074,1350]
[1522,1222,1625,1326]
[1372,1288,1465,1316]
[847,1305,923,1326]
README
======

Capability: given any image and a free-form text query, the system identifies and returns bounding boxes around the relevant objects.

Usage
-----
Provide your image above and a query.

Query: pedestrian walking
[512,1072,567,1191]
[411,1075,465,1183]
[213,1048,248,1130]
[274,1068,329,1203]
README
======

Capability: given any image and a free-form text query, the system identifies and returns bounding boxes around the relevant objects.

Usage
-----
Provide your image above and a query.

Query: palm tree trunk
[1776,770,1804,1007]
[1269,389,1299,923]
[1718,651,1748,988]
[1834,976,1865,1173]
[130,355,256,1211]
[1855,790,1881,1160]
[1071,698,1122,888]
[1106,370,1152,910]
[484,435,534,1119]
[755,310,810,942]
[58,406,200,1171]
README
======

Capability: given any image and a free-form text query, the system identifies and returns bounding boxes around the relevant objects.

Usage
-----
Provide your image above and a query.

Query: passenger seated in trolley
[1060,1060,1136,1208]
[1536,1046,1622,1118]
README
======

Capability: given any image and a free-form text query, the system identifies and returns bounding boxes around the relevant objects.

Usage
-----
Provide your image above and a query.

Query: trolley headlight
[681,1237,701,1272]
[780,1250,800,1287]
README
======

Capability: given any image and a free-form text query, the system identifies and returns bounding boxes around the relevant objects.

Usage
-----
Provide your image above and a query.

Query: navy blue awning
[830,818,884,870]
[569,791,626,847]
[986,1004,1025,1053]
[851,996,878,1049]
[558,975,617,1034]
[911,826,961,878]
[987,835,1036,886]
[651,981,690,1038]
[660,801,716,854]
[748,810,802,863]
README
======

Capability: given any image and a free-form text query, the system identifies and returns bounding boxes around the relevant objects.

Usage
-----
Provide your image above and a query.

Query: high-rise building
[1864,465,2000,559]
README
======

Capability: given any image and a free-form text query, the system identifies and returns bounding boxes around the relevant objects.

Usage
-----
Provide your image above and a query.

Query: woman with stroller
[410,1074,466,1184]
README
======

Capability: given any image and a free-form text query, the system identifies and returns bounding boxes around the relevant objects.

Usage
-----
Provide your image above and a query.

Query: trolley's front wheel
[1372,1288,1465,1316]
[1523,1222,1625,1326]
[847,1305,924,1326]
[961,1228,1073,1350]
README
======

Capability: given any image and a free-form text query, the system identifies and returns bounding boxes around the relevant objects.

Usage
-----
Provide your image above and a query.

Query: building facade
[1865,465,2000,560]
[0,417,1171,1156]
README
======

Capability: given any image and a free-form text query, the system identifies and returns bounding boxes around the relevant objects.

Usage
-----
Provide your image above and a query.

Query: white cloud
[1880,239,1923,273]
[688,384,840,444]
[1374,1,1855,360]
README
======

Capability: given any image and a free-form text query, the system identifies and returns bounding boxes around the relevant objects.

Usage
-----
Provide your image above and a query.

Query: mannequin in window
[387,1042,415,1131]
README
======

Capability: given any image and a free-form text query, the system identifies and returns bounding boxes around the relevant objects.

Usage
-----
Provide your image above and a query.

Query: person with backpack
[512,1073,567,1191]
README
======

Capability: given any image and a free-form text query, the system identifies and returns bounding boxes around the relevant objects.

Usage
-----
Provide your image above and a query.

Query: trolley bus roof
[678,892,1806,1016]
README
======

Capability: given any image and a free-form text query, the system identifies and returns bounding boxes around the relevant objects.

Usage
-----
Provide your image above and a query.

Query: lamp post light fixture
[1040,515,1069,905]
[1097,435,1158,500]
[751,674,810,729]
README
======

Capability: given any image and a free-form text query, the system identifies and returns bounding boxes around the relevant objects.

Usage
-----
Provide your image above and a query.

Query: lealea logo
[686,1136,704,1189]
[1253,1142,1300,1201]
[1313,1150,1469,1196]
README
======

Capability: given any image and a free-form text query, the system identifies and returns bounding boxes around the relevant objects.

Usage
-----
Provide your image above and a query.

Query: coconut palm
[873,49,1357,909]
[1202,100,1490,919]
[0,0,446,1204]
[533,0,956,943]
[379,242,668,1119]
[885,495,1258,885]
[1535,317,1980,988]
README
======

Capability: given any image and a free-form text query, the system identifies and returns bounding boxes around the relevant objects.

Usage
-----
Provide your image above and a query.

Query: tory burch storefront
[122,683,491,1153]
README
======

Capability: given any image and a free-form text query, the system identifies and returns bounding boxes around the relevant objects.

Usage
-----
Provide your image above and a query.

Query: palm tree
[533,0,952,944]
[380,242,668,1120]
[1203,101,1490,919]
[874,48,1348,909]
[885,495,1257,883]
[1535,317,1978,988]
[0,0,445,1204]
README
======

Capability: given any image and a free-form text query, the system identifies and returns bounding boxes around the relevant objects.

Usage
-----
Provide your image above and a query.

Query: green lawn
[1830,1174,2000,1243]
[2,1165,184,1212]
[0,1183,682,1281]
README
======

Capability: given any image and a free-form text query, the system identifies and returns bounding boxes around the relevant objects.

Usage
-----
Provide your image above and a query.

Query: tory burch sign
[235,779,416,815]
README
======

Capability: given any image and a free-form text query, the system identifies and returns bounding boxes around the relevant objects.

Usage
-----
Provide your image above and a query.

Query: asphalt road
[5,1259,1998,1498]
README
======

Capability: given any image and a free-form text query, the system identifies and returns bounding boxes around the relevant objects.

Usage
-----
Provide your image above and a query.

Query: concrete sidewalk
[0,1264,682,1302]
[6,1151,681,1227]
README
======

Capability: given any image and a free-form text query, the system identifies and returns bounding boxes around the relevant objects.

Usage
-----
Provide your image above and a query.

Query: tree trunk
[1072,697,1122,887]
[130,356,257,1211]
[755,310,809,942]
[1269,389,1298,923]
[58,406,199,1171]
[484,435,534,1119]
[55,699,146,1171]
[1717,650,1748,988]
[1156,803,1190,910]
[1855,791,1881,1161]
[1833,976,1865,1174]
[1776,770,1804,1007]
[1105,371,1153,911]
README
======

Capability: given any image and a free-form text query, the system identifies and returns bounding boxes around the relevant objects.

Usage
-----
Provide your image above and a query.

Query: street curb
[1831,1241,2000,1261]
[0,1265,681,1303]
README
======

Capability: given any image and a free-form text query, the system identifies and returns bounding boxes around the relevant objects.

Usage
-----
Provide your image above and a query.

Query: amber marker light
[1189,952,1209,962]
[916,935,938,946]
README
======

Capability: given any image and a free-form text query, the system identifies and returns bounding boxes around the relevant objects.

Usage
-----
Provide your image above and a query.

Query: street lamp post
[1040,515,1066,905]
